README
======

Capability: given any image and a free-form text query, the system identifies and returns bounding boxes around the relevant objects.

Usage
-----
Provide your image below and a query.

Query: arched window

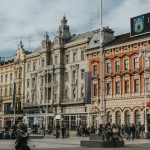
[9,86,12,96]
[116,111,121,125]
[135,110,141,125]
[125,110,130,125]
[5,88,7,96]
[107,111,112,123]
[65,87,68,98]
[81,86,84,97]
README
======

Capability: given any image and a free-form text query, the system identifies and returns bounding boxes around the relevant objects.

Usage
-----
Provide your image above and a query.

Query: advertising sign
[130,12,150,37]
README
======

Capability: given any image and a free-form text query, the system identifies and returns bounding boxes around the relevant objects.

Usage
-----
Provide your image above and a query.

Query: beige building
[0,41,29,127]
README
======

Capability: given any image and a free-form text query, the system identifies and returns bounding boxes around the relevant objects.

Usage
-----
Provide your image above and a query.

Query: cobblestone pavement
[0,136,150,150]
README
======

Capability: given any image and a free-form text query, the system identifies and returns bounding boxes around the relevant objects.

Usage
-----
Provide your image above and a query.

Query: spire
[41,32,51,49]
[61,15,67,26]
[17,40,24,50]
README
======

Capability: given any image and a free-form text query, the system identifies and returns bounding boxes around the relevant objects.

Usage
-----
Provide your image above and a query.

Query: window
[81,69,85,79]
[125,80,129,93]
[93,64,97,76]
[33,61,36,71]
[5,88,7,97]
[54,73,57,83]
[134,79,139,93]
[115,81,120,94]
[73,52,76,62]
[81,86,84,97]
[54,55,58,64]
[65,87,68,98]
[10,73,12,81]
[107,112,112,123]
[5,74,7,82]
[133,57,138,69]
[32,78,36,87]
[72,70,76,81]
[73,88,76,98]
[145,55,150,68]
[145,78,150,92]
[115,61,120,72]
[125,111,130,125]
[135,110,140,125]
[106,82,111,95]
[42,59,45,67]
[27,63,30,72]
[116,111,121,125]
[27,79,30,88]
[93,84,97,97]
[65,54,69,64]
[9,87,12,96]
[65,72,69,82]
[1,75,3,83]
[106,62,111,74]
[124,59,129,71]
[81,51,84,61]
[18,86,21,95]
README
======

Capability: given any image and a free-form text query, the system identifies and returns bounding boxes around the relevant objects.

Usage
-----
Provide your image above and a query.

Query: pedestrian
[126,124,131,140]
[131,124,136,140]
[15,123,30,150]
[61,125,66,138]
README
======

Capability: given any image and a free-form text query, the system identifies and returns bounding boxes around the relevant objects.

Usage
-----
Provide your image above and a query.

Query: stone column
[112,112,115,124]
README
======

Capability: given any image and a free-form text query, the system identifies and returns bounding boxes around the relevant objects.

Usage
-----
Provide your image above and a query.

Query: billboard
[130,12,150,37]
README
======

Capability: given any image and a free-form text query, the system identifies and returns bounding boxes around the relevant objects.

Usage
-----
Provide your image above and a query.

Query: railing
[61,97,85,104]
[23,101,39,107]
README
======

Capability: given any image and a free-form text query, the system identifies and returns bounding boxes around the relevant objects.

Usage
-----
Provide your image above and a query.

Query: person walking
[61,125,66,138]
[131,124,136,140]
[15,123,30,150]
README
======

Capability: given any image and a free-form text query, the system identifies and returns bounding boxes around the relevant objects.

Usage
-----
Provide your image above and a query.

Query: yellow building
[0,41,30,128]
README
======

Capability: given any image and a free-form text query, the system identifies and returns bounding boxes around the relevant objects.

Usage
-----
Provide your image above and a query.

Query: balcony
[23,101,39,107]
[40,100,52,105]
[4,109,22,115]
[61,97,85,105]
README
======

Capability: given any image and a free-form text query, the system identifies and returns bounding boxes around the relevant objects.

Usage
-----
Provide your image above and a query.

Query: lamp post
[139,45,150,134]
[45,69,49,131]
[99,0,105,125]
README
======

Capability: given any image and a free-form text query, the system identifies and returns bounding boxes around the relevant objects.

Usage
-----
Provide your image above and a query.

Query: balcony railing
[23,101,38,107]
[61,97,85,104]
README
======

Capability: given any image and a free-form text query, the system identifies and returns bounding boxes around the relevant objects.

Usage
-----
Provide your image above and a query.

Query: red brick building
[86,31,150,126]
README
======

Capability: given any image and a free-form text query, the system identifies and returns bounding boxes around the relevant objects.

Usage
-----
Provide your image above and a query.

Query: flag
[85,72,92,104]
[12,82,16,108]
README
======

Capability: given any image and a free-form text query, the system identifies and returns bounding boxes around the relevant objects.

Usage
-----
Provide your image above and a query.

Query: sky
[0,0,149,56]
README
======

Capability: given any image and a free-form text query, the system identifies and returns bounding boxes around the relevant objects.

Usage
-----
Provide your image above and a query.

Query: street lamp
[99,0,105,125]
[139,45,150,134]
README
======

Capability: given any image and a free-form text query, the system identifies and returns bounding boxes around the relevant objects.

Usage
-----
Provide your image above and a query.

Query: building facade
[0,42,28,127]
[23,16,96,129]
[86,31,150,127]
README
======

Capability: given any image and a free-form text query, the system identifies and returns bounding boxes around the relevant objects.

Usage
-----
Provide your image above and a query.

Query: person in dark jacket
[130,124,136,140]
[15,124,30,150]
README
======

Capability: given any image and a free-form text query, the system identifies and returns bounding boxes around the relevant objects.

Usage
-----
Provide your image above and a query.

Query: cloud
[0,0,149,56]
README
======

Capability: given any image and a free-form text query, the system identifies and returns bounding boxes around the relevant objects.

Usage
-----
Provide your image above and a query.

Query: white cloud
[0,0,149,56]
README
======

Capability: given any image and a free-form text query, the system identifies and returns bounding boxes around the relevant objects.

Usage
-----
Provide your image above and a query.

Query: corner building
[87,32,150,126]
[0,42,29,127]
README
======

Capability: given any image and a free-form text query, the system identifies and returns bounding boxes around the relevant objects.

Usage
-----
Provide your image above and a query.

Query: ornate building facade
[0,42,29,127]
[86,31,150,127]
[23,16,96,129]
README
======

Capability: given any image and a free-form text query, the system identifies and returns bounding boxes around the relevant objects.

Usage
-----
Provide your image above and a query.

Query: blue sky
[0,0,150,56]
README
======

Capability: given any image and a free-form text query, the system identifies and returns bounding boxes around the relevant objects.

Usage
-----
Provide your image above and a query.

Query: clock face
[133,16,144,33]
